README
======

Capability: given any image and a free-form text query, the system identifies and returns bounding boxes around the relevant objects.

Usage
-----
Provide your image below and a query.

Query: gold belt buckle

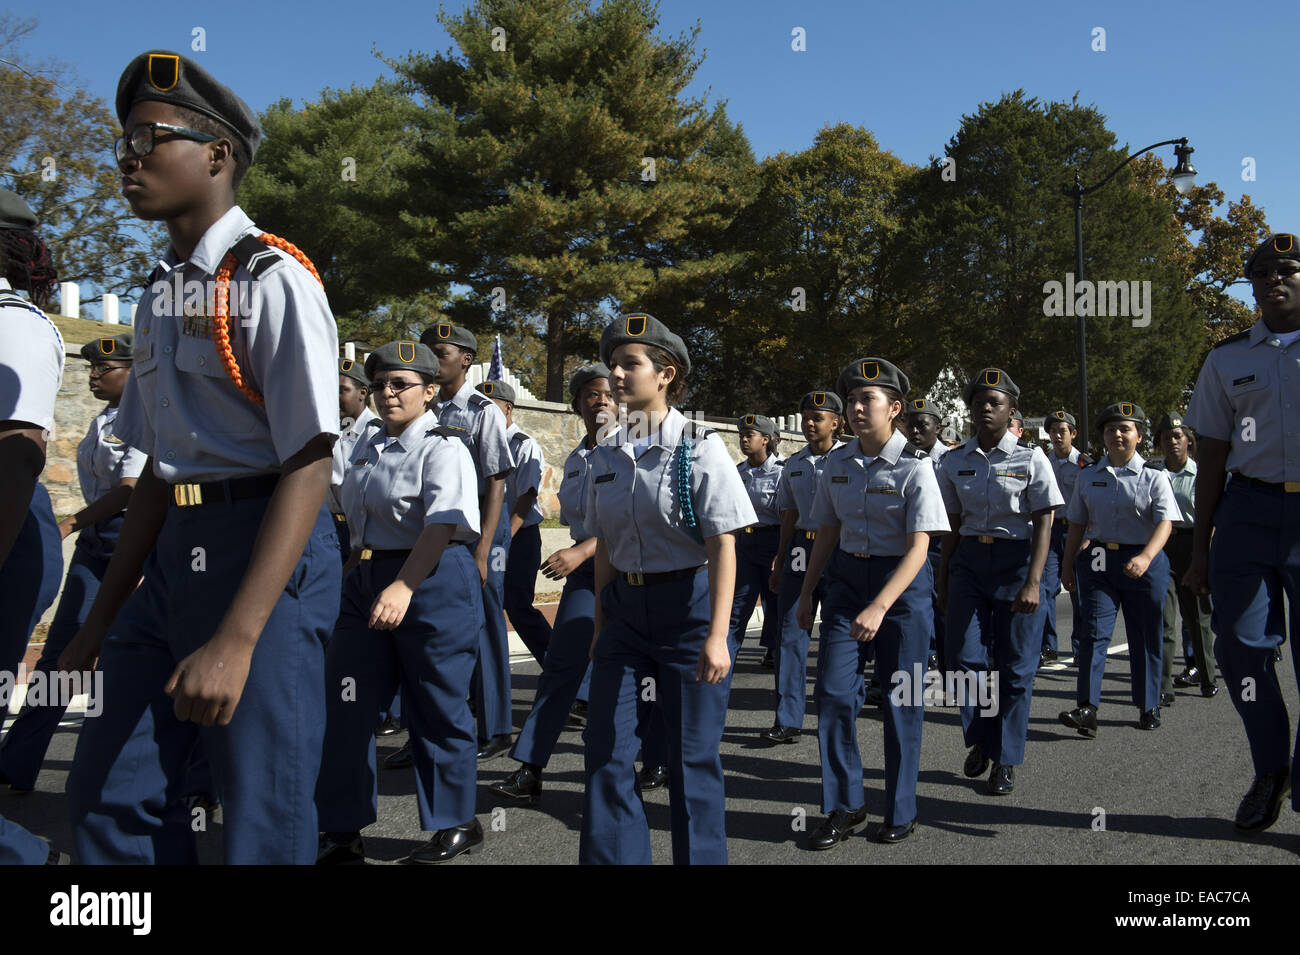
[978,535,994,544]
[1286,482,1300,493]
[333,512,348,523]
[173,483,203,507]
[852,552,872,559]
[1106,543,1119,550]
[627,572,645,586]
[359,548,374,561]
[804,530,817,540]
[743,527,754,534]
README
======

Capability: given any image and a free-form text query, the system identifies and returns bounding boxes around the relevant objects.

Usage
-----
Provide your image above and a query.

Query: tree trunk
[545,308,569,403]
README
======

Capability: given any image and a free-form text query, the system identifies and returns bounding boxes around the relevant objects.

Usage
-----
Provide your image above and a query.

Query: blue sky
[11,0,1273,312]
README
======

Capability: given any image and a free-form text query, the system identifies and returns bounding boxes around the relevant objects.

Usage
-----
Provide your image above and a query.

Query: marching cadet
[1184,233,1300,832]
[331,357,380,564]
[937,368,1062,796]
[1008,409,1025,439]
[764,391,845,743]
[60,51,342,864]
[415,322,514,763]
[729,414,784,670]
[0,334,144,793]
[491,365,612,806]
[315,341,484,864]
[906,397,948,672]
[798,360,948,847]
[0,191,70,863]
[1059,403,1177,735]
[581,313,755,865]
[478,379,552,665]
[1154,413,1217,699]
[1040,409,1093,666]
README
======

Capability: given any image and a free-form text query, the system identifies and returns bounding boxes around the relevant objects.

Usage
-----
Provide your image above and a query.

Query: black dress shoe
[375,716,401,737]
[1160,691,1175,707]
[963,743,990,778]
[760,648,775,669]
[874,819,915,843]
[317,832,365,865]
[762,724,800,744]
[927,653,938,671]
[1172,666,1201,688]
[864,684,884,707]
[490,764,542,806]
[566,700,588,728]
[637,764,668,791]
[807,807,868,850]
[1234,770,1292,832]
[477,734,512,760]
[44,843,70,865]
[1059,704,1099,739]
[1201,683,1219,698]
[1139,708,1161,730]
[384,741,413,770]
[1038,648,1059,668]
[406,819,484,863]
[988,763,1014,795]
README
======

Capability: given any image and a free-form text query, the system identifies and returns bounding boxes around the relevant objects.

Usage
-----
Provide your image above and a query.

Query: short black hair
[171,104,250,190]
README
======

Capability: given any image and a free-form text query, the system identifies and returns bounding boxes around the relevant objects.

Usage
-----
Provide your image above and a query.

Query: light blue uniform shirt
[1162,459,1197,528]
[115,206,340,482]
[341,410,481,549]
[77,407,147,503]
[1066,452,1179,546]
[585,408,757,573]
[775,441,845,531]
[1049,446,1091,518]
[808,430,949,556]
[0,285,64,433]
[737,453,784,527]
[506,425,545,529]
[557,440,601,542]
[330,405,381,514]
[431,380,514,496]
[1186,318,1300,483]
[938,430,1064,539]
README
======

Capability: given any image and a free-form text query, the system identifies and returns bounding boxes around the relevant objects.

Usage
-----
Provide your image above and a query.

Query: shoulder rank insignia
[1212,330,1251,350]
[229,234,285,278]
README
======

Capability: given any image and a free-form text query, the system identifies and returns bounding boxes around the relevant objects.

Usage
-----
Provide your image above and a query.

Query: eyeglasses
[1249,263,1300,282]
[88,363,130,376]
[370,379,422,396]
[114,123,219,163]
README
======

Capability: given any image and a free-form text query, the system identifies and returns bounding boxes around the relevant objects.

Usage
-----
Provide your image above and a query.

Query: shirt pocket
[751,472,781,513]
[829,474,865,521]
[1226,369,1269,398]
[174,335,259,434]
[990,470,1028,516]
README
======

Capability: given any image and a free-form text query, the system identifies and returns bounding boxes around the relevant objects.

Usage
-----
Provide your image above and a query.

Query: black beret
[419,322,478,355]
[962,367,1020,405]
[600,312,691,376]
[836,357,910,400]
[1244,233,1300,278]
[907,397,942,420]
[799,390,843,415]
[116,51,262,162]
[1097,401,1146,429]
[364,341,439,381]
[79,334,133,362]
[0,189,38,230]
[477,379,516,404]
[1046,408,1076,429]
[338,357,369,387]
[1153,412,1187,437]
[737,414,778,439]
[569,363,610,400]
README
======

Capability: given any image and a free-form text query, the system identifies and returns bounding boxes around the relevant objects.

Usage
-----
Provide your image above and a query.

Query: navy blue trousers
[1041,520,1083,656]
[512,557,594,767]
[773,533,822,728]
[505,523,551,665]
[945,537,1044,767]
[0,484,62,865]
[1210,480,1300,806]
[926,541,947,671]
[581,569,729,865]
[1075,543,1168,712]
[67,496,340,865]
[473,505,513,741]
[728,526,782,654]
[817,550,931,825]
[317,545,482,832]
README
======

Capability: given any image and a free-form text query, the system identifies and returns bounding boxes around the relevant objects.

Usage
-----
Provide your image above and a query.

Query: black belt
[619,566,702,586]
[1091,541,1142,550]
[358,548,411,561]
[1171,526,1194,536]
[169,474,279,507]
[742,525,781,535]
[1232,474,1300,493]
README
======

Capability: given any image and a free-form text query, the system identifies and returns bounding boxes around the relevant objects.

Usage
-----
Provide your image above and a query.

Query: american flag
[488,335,504,382]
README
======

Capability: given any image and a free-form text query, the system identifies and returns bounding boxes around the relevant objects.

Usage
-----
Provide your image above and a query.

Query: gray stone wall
[43,355,803,518]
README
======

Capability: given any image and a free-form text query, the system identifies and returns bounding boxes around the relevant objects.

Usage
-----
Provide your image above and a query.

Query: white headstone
[344,341,356,360]
[102,293,119,325]
[59,282,79,319]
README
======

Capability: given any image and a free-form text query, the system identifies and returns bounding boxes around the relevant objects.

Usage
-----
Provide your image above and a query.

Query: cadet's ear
[206,137,236,180]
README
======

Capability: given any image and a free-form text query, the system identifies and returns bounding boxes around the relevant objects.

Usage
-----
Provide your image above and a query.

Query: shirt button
[163,345,173,355]
[198,357,206,366]
[165,450,176,460]
[160,398,169,408]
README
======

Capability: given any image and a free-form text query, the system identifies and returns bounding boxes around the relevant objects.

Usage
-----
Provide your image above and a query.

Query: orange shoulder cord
[213,232,324,406]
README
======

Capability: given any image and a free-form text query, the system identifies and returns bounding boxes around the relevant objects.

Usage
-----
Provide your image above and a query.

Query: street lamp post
[1060,138,1196,445]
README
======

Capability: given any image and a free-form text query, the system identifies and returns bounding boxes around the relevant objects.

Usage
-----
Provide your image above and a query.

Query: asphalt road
[4,591,1297,865]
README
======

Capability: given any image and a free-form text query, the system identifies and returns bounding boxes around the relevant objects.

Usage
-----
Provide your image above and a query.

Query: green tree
[389,0,754,400]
